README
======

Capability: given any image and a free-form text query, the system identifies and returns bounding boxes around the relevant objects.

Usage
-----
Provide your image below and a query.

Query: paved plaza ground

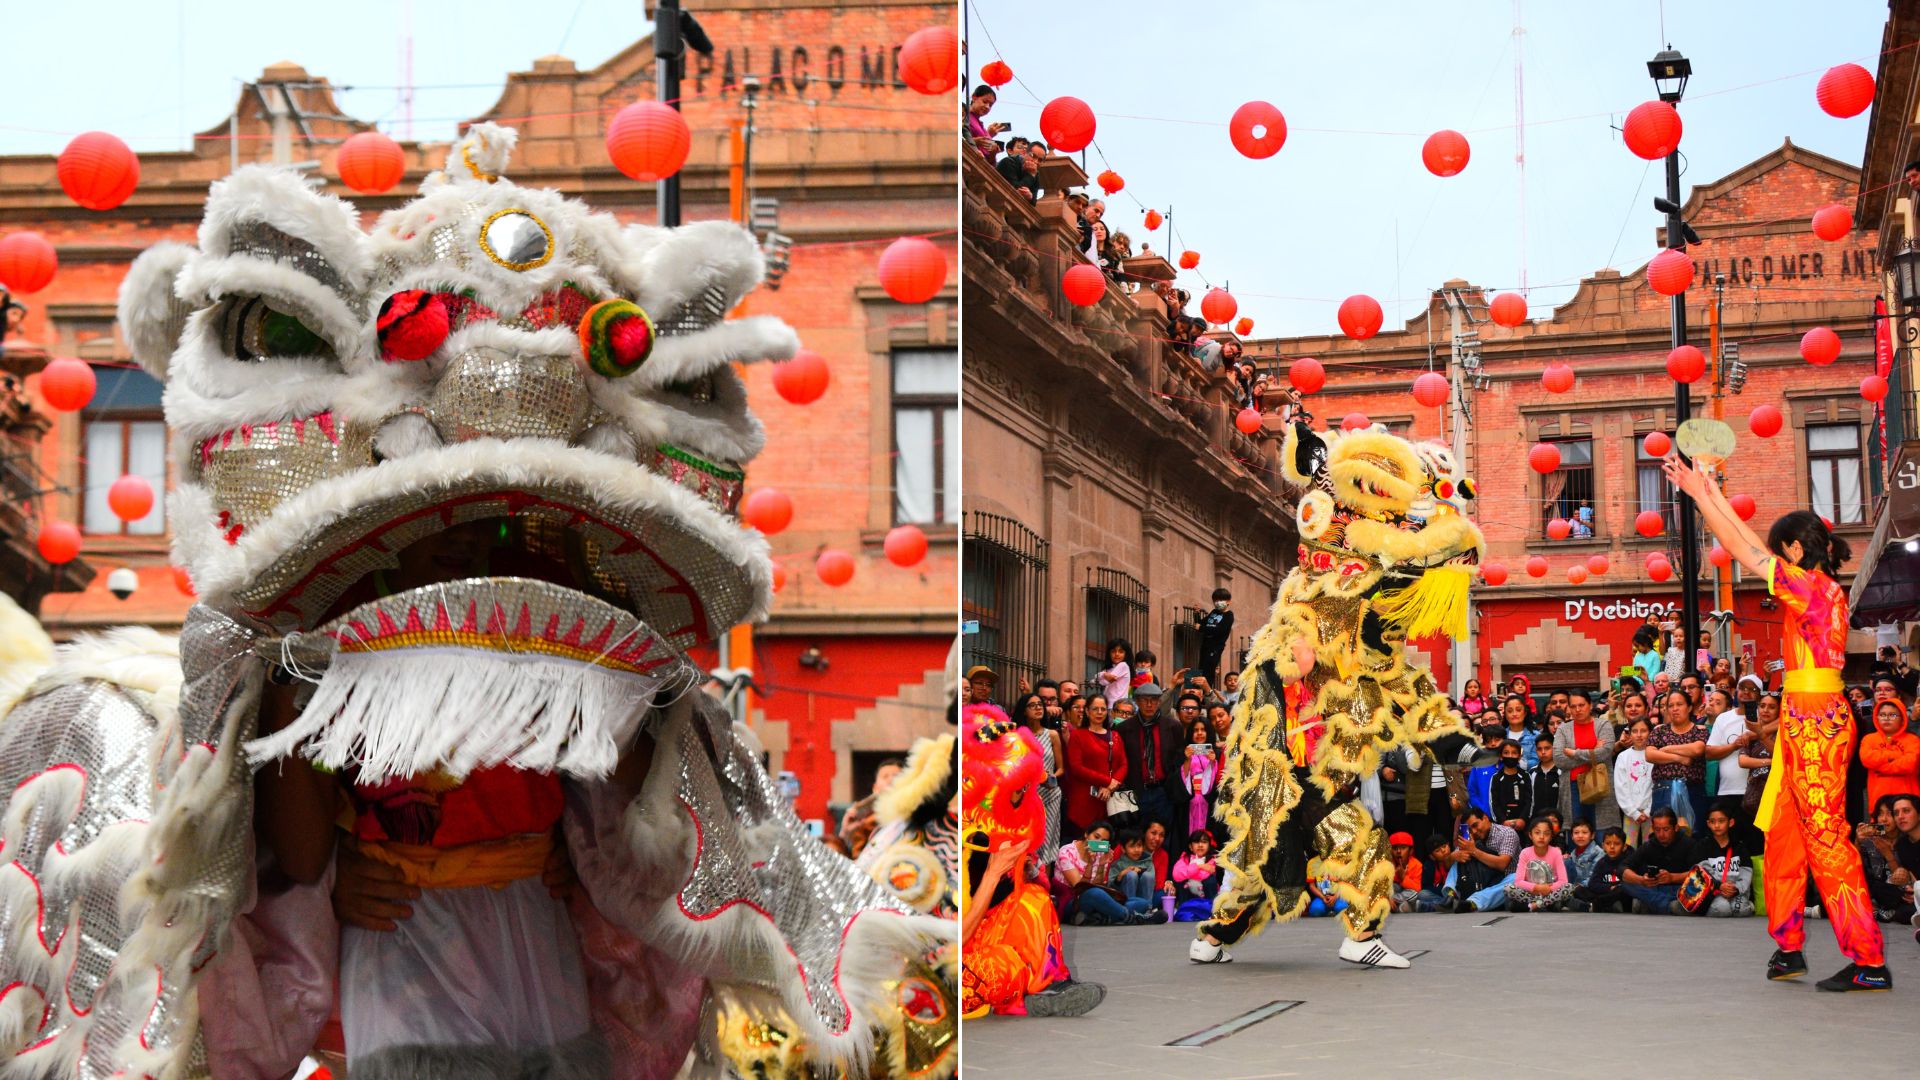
[962,912,1920,1078]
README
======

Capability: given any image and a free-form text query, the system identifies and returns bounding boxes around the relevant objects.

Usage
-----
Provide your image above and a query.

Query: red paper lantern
[1729,493,1756,521]
[36,521,80,565]
[1622,101,1683,160]
[1529,442,1562,474]
[38,357,95,412]
[1812,204,1852,242]
[606,102,691,182]
[1666,344,1705,383]
[898,26,959,95]
[1095,169,1124,196]
[107,474,154,522]
[1235,317,1254,336]
[1201,288,1237,325]
[878,237,947,304]
[1547,517,1572,540]
[1178,250,1201,270]
[0,232,57,293]
[1482,562,1508,586]
[1643,430,1672,457]
[1235,407,1263,435]
[1063,264,1106,307]
[980,60,1013,87]
[1863,373,1890,402]
[1648,559,1672,582]
[771,563,789,593]
[771,349,830,405]
[1709,544,1731,569]
[1421,129,1470,177]
[740,488,794,535]
[1567,565,1589,585]
[1541,363,1575,394]
[336,131,406,194]
[1636,510,1665,537]
[1646,248,1694,296]
[1587,555,1610,576]
[1229,100,1287,159]
[1816,63,1875,118]
[1412,371,1450,408]
[1800,326,1840,366]
[884,524,929,567]
[57,132,139,211]
[1289,357,1325,394]
[816,549,856,586]
[1526,556,1549,578]
[1749,403,1783,438]
[1337,294,1384,340]
[1341,412,1371,432]
[1143,209,1163,231]
[1039,96,1096,153]
[1489,292,1527,327]
[171,564,195,596]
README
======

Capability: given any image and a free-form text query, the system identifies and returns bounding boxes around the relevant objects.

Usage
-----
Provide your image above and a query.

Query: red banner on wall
[1877,295,1894,485]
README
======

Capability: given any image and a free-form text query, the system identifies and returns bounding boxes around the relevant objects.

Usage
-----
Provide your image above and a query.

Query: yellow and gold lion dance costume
[1197,420,1485,961]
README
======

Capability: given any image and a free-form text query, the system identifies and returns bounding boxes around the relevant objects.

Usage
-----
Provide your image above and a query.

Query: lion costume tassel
[1193,421,1486,967]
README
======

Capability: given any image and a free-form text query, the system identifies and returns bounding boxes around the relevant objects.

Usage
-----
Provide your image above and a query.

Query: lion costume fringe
[1202,421,1485,947]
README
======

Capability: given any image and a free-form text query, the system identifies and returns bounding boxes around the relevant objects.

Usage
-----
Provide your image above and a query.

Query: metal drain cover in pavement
[1166,1000,1304,1047]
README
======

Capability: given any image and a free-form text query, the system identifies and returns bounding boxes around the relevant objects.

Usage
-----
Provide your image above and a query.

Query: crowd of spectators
[963,606,1920,937]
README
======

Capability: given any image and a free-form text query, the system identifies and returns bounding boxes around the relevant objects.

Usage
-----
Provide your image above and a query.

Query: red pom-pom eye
[378,290,451,362]
[608,315,652,368]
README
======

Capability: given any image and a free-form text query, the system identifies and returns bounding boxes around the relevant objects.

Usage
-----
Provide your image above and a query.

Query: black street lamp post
[1649,46,1703,679]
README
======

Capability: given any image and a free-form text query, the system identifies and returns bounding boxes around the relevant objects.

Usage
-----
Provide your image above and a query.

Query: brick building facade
[6,0,956,827]
[962,150,1295,693]
[1250,142,1885,696]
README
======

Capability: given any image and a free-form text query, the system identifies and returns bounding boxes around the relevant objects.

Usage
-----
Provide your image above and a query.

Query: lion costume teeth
[1202,420,1486,951]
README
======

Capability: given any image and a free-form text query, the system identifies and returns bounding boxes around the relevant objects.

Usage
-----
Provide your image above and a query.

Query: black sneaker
[1816,964,1892,993]
[1767,949,1808,980]
[1138,908,1170,925]
[1024,980,1107,1017]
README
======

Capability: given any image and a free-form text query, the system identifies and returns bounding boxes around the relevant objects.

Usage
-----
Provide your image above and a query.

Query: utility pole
[1651,46,1701,679]
[1443,288,1478,696]
[651,1,713,228]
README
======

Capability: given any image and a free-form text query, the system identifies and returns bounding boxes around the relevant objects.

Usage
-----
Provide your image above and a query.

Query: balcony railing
[963,149,1287,490]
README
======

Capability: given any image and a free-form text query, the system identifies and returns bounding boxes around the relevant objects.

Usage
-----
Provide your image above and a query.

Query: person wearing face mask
[1489,740,1533,831]
[1194,588,1235,690]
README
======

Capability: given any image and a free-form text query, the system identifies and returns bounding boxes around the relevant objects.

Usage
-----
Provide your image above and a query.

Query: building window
[962,510,1049,693]
[1808,422,1863,525]
[1540,437,1594,536]
[892,348,958,525]
[1635,438,1672,534]
[1169,605,1204,675]
[1084,566,1148,686]
[81,366,167,537]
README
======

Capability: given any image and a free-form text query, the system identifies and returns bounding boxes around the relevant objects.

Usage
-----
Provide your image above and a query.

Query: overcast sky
[0,1,653,155]
[967,0,1889,337]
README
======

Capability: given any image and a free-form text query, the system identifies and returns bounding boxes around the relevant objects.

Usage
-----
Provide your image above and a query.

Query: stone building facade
[1250,142,1884,694]
[962,150,1295,693]
[6,0,956,826]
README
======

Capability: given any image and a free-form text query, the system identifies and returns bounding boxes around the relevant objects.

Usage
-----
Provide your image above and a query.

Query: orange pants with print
[962,878,1069,1017]
[1763,692,1884,967]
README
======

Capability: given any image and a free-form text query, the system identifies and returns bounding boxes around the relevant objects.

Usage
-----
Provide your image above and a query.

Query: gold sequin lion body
[1207,421,1485,944]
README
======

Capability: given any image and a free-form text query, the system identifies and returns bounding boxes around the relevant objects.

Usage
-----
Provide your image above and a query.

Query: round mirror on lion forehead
[478,208,553,271]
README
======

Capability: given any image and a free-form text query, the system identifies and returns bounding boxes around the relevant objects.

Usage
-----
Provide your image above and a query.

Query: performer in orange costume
[960,705,1104,1018]
[1665,456,1889,991]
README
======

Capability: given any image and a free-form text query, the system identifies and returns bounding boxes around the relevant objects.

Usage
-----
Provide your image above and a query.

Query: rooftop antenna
[400,0,415,141]
[1513,0,1528,295]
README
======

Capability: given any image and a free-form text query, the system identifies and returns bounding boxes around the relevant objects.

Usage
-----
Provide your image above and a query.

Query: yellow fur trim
[1372,565,1473,640]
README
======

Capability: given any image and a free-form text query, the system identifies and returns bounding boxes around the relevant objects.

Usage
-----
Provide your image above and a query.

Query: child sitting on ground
[1304,857,1347,917]
[1110,828,1158,915]
[1387,831,1423,913]
[1504,816,1575,912]
[1170,830,1224,921]
[1564,820,1602,888]
[1407,835,1458,912]
[1572,827,1634,912]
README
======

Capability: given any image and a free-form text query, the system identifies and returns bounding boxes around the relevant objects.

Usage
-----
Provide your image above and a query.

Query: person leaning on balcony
[966,85,1008,160]
[995,135,1037,201]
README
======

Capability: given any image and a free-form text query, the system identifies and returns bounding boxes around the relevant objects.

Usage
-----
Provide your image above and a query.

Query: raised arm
[1663,455,1770,578]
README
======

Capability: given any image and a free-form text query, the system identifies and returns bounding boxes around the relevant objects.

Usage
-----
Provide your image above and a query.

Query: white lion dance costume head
[0,125,951,1079]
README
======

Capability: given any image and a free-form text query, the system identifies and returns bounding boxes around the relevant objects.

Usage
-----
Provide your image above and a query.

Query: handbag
[1577,761,1611,805]
[1677,844,1732,915]
[1105,788,1139,816]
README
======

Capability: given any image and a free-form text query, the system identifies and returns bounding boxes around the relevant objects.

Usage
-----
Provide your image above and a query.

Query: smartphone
[1087,839,1112,853]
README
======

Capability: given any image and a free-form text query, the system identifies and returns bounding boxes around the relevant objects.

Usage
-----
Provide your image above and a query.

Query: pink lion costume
[0,125,951,1079]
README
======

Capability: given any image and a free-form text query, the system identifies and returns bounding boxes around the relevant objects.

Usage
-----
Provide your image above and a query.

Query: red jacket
[1064,725,1127,830]
[1861,729,1920,813]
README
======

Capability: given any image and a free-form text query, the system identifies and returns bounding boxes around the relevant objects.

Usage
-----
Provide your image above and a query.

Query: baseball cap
[965,665,998,682]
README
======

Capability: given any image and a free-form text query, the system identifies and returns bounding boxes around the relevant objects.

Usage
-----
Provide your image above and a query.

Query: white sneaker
[1189,936,1232,964]
[1339,936,1410,969]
